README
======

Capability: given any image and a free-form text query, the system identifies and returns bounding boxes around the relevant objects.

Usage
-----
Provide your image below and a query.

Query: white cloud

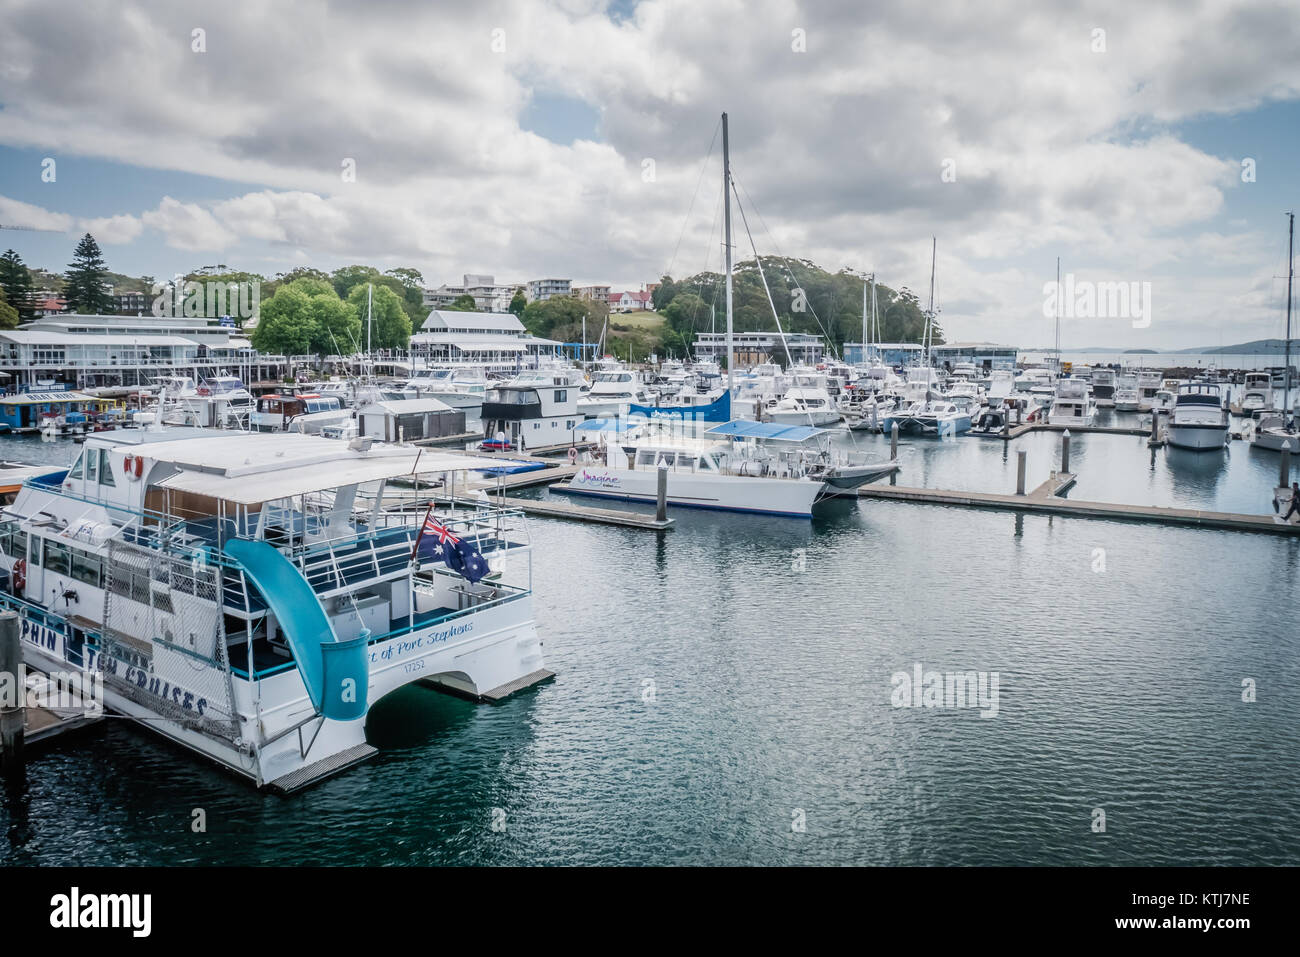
[78,213,143,245]
[0,194,74,232]
[0,0,1296,346]
[141,197,237,251]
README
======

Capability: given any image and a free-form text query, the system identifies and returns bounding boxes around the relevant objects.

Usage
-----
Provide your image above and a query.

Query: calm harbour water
[2,425,1299,866]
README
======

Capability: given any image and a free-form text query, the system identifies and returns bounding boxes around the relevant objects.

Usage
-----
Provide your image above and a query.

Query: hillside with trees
[654,257,941,359]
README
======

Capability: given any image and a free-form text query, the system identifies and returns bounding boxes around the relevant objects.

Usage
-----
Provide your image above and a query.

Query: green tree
[251,286,318,355]
[307,292,361,354]
[285,275,335,300]
[347,283,411,350]
[521,295,593,339]
[444,293,478,312]
[384,267,424,291]
[0,249,36,322]
[662,292,708,334]
[0,287,19,329]
[651,276,678,311]
[331,265,383,300]
[64,233,114,314]
[508,289,526,317]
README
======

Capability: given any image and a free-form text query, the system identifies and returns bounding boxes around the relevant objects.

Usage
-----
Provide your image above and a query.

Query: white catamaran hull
[11,595,543,789]
[562,466,824,517]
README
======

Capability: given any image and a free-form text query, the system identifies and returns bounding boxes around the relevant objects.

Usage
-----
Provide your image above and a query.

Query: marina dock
[966,421,1153,440]
[858,474,1300,536]
[22,695,103,748]
[489,492,673,529]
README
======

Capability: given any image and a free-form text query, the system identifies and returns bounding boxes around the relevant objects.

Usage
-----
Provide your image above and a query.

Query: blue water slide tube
[223,539,368,721]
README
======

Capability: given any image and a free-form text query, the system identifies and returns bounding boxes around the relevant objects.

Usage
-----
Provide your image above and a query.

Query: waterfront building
[409,310,560,371]
[693,331,825,366]
[931,342,1019,372]
[843,342,925,366]
[0,313,273,391]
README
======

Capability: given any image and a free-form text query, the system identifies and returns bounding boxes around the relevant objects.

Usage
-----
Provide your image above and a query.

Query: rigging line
[685,179,726,337]
[663,117,722,284]
[731,181,793,368]
[733,174,840,360]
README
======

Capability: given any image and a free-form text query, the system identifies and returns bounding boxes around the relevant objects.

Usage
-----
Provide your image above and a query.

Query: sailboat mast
[862,279,867,363]
[871,272,878,356]
[722,112,734,394]
[926,238,936,399]
[1055,256,1061,373]
[1287,211,1294,421]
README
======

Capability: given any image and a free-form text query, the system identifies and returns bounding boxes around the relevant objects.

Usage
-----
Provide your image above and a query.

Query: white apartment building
[422,274,522,313]
[573,285,611,304]
[526,278,571,302]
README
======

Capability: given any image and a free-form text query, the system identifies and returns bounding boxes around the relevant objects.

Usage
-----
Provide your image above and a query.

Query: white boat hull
[1167,423,1228,450]
[416,389,483,410]
[1250,427,1300,452]
[768,409,841,427]
[562,466,824,517]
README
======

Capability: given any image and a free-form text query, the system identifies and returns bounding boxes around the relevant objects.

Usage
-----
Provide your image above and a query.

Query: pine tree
[64,233,113,314]
[0,249,36,322]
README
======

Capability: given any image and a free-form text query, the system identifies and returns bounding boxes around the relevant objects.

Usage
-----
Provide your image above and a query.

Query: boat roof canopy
[143,434,500,504]
[705,420,828,442]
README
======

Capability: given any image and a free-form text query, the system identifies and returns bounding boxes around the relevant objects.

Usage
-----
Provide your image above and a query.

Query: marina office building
[693,331,825,366]
[408,310,562,371]
[0,314,282,391]
[842,341,1018,370]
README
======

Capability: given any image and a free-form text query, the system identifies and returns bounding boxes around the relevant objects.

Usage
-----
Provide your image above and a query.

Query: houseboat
[479,370,585,451]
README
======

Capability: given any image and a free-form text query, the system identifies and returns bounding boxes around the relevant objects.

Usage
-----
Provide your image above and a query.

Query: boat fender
[11,558,26,593]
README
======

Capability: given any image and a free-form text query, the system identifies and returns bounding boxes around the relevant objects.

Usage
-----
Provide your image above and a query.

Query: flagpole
[411,502,434,561]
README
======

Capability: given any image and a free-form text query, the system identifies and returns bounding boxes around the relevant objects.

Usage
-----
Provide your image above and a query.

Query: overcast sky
[1,0,1298,348]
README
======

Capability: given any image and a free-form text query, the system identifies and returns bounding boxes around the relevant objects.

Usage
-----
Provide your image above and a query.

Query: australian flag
[412,508,490,583]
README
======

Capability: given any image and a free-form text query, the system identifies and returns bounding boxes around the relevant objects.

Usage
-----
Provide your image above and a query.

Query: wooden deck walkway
[857,473,1300,535]
[489,492,672,529]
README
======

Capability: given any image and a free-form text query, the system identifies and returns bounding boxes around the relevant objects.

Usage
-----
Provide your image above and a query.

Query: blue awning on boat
[575,418,637,433]
[704,420,827,442]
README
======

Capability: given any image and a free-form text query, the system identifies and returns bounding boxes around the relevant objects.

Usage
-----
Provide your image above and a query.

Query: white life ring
[567,446,578,464]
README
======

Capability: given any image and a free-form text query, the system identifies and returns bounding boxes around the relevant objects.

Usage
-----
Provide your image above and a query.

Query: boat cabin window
[43,538,71,576]
[554,390,567,403]
[71,550,103,588]
[69,452,85,480]
[0,523,28,561]
[86,449,99,483]
[98,448,116,487]
[636,449,692,468]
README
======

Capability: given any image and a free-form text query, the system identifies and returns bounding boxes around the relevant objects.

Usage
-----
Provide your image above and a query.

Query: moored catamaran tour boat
[0,431,551,791]
[563,418,897,518]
